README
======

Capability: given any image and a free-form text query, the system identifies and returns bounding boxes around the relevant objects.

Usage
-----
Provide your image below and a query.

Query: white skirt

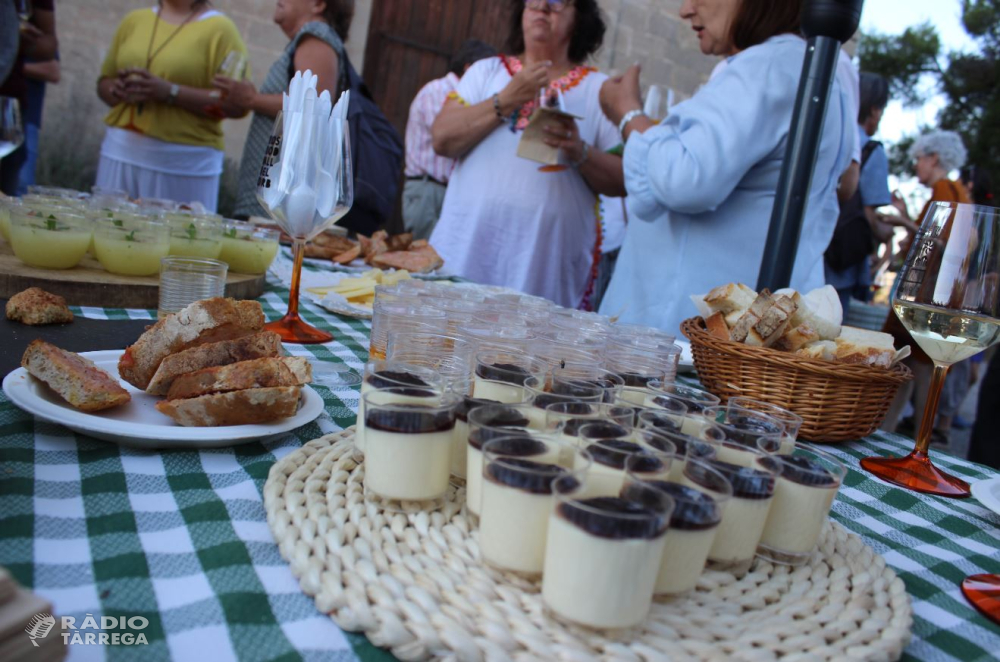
[95,128,223,212]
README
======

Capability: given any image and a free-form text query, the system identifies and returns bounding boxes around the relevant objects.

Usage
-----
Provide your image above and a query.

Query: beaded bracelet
[492,93,504,121]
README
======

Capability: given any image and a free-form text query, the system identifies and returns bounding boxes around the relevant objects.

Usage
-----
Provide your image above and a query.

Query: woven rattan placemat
[264,429,913,661]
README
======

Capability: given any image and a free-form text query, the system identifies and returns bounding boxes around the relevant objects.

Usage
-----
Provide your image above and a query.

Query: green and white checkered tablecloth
[1,272,998,661]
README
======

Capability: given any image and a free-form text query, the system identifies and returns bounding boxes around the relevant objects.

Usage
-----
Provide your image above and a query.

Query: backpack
[337,54,404,236]
[825,140,881,272]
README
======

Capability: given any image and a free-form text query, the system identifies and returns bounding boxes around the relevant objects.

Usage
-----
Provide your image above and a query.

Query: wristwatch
[167,84,180,105]
[618,109,646,137]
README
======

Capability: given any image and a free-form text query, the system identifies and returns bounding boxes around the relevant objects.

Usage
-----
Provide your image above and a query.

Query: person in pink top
[403,39,497,240]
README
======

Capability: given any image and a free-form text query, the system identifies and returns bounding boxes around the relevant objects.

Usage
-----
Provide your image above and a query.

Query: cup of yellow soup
[94,216,171,276]
[0,195,22,242]
[161,212,224,259]
[10,206,92,269]
[218,221,280,274]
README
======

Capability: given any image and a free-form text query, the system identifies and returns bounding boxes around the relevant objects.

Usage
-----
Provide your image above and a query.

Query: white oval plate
[971,477,1000,517]
[2,350,324,449]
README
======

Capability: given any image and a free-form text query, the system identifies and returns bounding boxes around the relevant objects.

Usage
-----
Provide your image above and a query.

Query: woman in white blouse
[598,0,855,333]
[430,0,625,309]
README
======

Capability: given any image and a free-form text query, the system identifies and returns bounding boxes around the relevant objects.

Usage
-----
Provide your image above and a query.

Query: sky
[859,0,977,145]
[857,0,978,202]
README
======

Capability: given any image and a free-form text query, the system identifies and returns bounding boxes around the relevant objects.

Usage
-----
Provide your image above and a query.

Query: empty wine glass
[861,202,1000,498]
[256,109,353,343]
[0,97,24,159]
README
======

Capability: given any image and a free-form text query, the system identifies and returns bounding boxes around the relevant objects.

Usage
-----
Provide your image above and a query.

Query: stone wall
[36,0,715,186]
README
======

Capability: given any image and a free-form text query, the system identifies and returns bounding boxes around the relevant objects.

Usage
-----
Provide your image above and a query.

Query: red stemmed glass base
[860,450,971,498]
[962,574,1000,625]
[265,313,332,344]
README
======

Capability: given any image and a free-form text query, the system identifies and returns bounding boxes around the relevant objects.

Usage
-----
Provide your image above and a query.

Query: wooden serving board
[0,243,265,309]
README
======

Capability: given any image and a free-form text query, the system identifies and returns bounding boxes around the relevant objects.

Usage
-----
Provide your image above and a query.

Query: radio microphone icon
[25,613,56,647]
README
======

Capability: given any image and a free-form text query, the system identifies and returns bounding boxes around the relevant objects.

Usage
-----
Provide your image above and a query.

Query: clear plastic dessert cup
[472,351,547,404]
[756,443,846,565]
[362,388,458,513]
[217,221,280,275]
[680,453,782,576]
[356,361,444,458]
[625,457,732,597]
[466,403,548,519]
[93,215,170,276]
[576,424,674,494]
[542,471,673,629]
[479,436,588,578]
[728,397,804,455]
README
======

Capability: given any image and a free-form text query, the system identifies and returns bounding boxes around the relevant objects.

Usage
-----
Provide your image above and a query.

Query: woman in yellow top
[95,0,248,212]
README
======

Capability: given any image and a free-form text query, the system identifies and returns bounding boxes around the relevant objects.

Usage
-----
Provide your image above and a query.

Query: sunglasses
[525,0,571,12]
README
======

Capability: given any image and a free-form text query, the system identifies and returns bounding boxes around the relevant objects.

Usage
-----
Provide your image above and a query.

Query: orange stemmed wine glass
[861,202,1000,498]
[256,109,353,344]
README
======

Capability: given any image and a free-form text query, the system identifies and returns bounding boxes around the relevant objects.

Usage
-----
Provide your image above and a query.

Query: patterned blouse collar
[500,55,596,132]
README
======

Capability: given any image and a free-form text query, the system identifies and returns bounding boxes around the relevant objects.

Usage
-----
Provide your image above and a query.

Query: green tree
[858,1,1000,189]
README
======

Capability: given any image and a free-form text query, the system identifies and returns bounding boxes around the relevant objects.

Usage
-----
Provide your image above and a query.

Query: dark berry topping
[475,362,532,385]
[366,369,432,393]
[485,459,566,494]
[580,421,629,439]
[532,393,577,410]
[651,396,686,415]
[475,407,530,429]
[551,380,603,399]
[366,404,455,434]
[724,414,783,444]
[643,412,682,432]
[468,429,534,451]
[697,460,775,499]
[779,456,838,488]
[638,481,722,530]
[456,396,499,422]
[616,371,655,387]
[585,439,644,469]
[483,435,550,457]
[557,497,667,539]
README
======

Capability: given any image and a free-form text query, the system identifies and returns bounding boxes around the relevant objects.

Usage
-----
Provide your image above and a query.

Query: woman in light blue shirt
[598,0,854,334]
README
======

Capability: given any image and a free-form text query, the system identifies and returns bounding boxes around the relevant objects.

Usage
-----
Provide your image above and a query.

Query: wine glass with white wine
[861,201,1000,498]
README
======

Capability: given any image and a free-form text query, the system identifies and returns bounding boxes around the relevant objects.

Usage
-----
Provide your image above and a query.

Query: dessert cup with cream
[362,388,459,512]
[680,452,781,576]
[473,351,547,403]
[466,403,549,519]
[542,472,674,629]
[756,443,845,565]
[356,361,444,458]
[479,437,588,577]
[728,397,804,456]
[625,456,732,597]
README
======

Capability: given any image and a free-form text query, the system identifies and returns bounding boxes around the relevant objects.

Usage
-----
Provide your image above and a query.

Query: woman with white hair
[881,129,970,440]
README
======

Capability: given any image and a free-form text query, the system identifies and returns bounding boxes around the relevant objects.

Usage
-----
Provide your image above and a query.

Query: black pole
[756,0,864,292]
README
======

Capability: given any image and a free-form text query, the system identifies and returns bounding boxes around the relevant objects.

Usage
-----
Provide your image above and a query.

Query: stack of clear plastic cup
[606,340,681,385]
[424,296,483,339]
[550,308,613,336]
[610,323,676,346]
[369,302,447,360]
[27,185,81,199]
[386,331,475,394]
[457,320,536,355]
[550,365,624,404]
[531,337,603,374]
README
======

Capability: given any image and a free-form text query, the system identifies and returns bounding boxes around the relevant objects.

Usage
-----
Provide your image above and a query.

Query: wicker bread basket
[680,317,913,443]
